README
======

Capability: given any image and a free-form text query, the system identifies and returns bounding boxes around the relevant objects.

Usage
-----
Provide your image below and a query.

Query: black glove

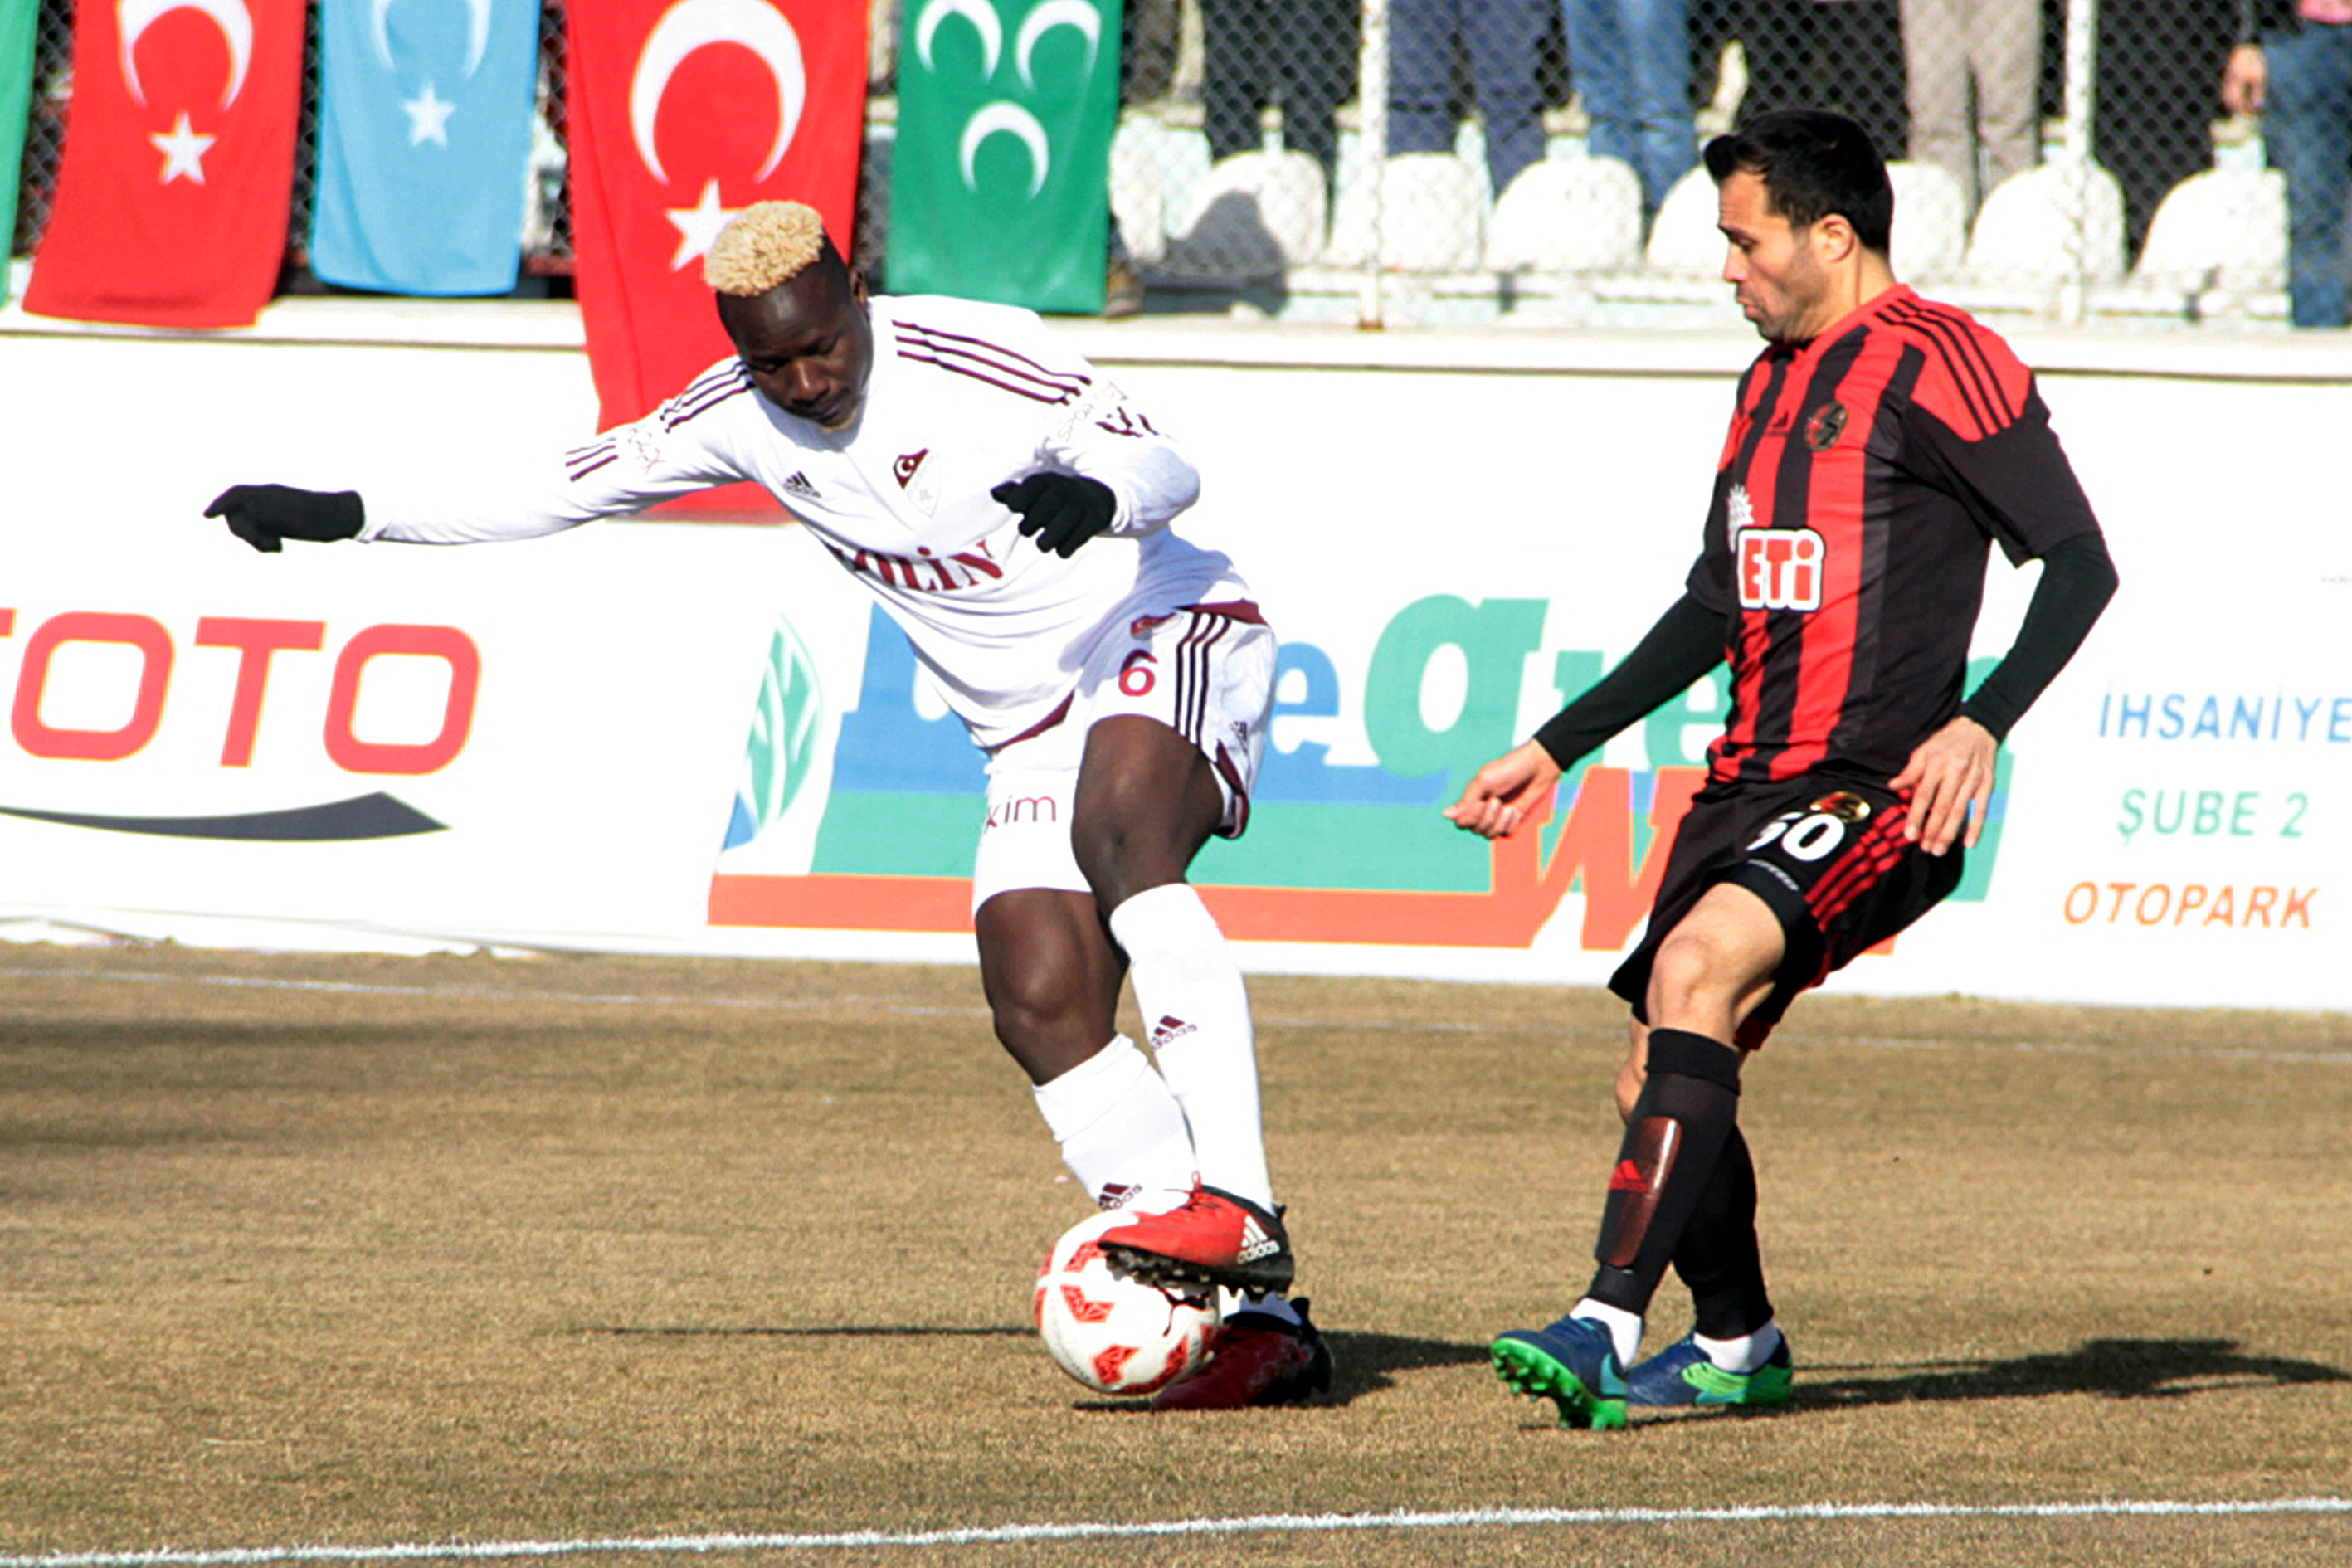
[203,484,366,553]
[992,473,1116,559]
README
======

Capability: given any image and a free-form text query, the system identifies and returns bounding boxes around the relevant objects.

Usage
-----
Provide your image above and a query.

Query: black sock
[1672,1125,1775,1340]
[1585,1029,1742,1317]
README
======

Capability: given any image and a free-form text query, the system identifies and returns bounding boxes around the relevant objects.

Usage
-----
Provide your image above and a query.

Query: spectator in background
[2091,0,2239,261]
[1563,0,1700,219]
[1902,0,2039,214]
[2223,1,2352,327]
[1390,0,1553,197]
[1200,0,1359,193]
[1104,0,1188,319]
[1123,0,1181,103]
[1733,0,1908,166]
[870,0,898,90]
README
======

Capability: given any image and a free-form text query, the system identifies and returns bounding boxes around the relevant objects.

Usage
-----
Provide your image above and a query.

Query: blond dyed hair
[704,201,832,297]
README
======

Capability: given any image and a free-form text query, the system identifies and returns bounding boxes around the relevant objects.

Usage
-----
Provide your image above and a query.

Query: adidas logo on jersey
[1235,1215,1282,1264]
[1151,1015,1197,1048]
[780,470,821,501]
[1095,1181,1144,1210]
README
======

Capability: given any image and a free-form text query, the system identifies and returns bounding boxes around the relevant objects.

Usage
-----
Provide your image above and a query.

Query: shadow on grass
[583,1325,1035,1337]
[1320,1328,1493,1404]
[1057,1329,1489,1413]
[580,1325,1490,1410]
[1797,1337,2349,1409]
[575,1330,2338,1416]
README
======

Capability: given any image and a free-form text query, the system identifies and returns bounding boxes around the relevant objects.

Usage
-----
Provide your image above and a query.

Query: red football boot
[1152,1301,1332,1411]
[1095,1181,1295,1295]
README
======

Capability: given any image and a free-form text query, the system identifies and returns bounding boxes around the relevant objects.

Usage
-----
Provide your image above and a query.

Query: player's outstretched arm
[1444,740,1564,840]
[203,485,364,553]
[1892,715,1998,855]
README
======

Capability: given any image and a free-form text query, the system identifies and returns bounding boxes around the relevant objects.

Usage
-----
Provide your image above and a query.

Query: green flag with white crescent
[0,0,36,304]
[886,0,1122,314]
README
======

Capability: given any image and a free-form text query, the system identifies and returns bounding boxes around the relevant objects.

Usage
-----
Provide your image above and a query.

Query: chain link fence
[10,0,2292,325]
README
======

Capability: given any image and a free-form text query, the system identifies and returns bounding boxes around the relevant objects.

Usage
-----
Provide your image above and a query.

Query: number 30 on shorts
[1746,809,1848,861]
[1118,649,1157,696]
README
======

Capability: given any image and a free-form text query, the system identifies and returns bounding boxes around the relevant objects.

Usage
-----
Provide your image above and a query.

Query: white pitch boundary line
[4,1498,2348,1567]
[6,966,2349,1059]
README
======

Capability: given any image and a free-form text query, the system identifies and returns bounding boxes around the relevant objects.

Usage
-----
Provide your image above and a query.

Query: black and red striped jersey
[1687,285,2102,785]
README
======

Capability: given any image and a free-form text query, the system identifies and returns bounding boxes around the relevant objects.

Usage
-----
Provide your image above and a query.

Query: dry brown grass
[2,944,2347,1566]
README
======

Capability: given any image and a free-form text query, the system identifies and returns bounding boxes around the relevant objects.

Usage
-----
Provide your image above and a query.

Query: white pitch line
[4,1498,2348,1567]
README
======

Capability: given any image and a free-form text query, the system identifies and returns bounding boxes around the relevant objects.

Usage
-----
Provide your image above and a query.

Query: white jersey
[361,294,1249,750]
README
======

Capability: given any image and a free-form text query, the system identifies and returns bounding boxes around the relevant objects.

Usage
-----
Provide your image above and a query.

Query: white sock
[1107,883,1274,1211]
[1692,1321,1783,1374]
[1030,1034,1196,1208]
[1573,1298,1644,1367]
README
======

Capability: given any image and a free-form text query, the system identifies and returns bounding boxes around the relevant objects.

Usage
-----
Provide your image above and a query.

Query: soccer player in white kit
[202,202,1328,1410]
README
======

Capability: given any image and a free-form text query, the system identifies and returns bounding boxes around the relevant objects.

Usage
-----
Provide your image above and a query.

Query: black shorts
[1609,770,1967,1049]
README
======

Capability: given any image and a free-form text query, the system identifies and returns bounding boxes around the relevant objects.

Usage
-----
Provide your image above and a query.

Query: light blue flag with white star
[311,0,543,295]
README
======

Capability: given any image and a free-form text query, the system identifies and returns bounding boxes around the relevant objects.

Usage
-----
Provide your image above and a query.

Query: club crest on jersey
[1805,401,1848,450]
[892,448,940,516]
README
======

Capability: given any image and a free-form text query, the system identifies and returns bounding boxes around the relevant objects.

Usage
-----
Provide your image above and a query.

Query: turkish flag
[567,0,867,436]
[23,0,305,329]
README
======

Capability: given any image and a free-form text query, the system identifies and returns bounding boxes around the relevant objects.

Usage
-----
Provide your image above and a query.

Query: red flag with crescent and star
[23,0,306,328]
[567,0,867,440]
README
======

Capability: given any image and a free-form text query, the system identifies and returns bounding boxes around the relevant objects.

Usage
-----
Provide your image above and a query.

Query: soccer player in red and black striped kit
[1447,110,2117,1428]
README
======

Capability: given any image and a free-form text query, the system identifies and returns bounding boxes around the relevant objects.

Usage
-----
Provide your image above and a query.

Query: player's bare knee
[1071,825,1136,912]
[986,985,1103,1083]
[981,965,1054,1049]
[1074,818,1192,913]
[1646,928,1742,1025]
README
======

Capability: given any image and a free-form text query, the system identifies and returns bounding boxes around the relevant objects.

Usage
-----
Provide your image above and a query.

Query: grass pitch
[2,944,2347,1566]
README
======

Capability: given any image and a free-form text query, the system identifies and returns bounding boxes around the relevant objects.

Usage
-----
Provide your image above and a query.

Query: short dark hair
[1702,109,1893,253]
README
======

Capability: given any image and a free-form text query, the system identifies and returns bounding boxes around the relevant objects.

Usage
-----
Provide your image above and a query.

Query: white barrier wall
[2,304,2345,1009]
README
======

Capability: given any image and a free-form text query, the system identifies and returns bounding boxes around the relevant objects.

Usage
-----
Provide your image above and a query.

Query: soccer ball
[1033,1208,1219,1395]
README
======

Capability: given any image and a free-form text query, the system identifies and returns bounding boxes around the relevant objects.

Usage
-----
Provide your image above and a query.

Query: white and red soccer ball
[1033,1208,1219,1395]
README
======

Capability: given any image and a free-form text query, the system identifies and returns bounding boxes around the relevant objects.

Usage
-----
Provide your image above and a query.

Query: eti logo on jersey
[1737,528,1826,611]
[1728,484,1826,611]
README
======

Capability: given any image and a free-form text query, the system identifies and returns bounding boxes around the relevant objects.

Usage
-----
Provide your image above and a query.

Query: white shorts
[970,603,1277,913]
